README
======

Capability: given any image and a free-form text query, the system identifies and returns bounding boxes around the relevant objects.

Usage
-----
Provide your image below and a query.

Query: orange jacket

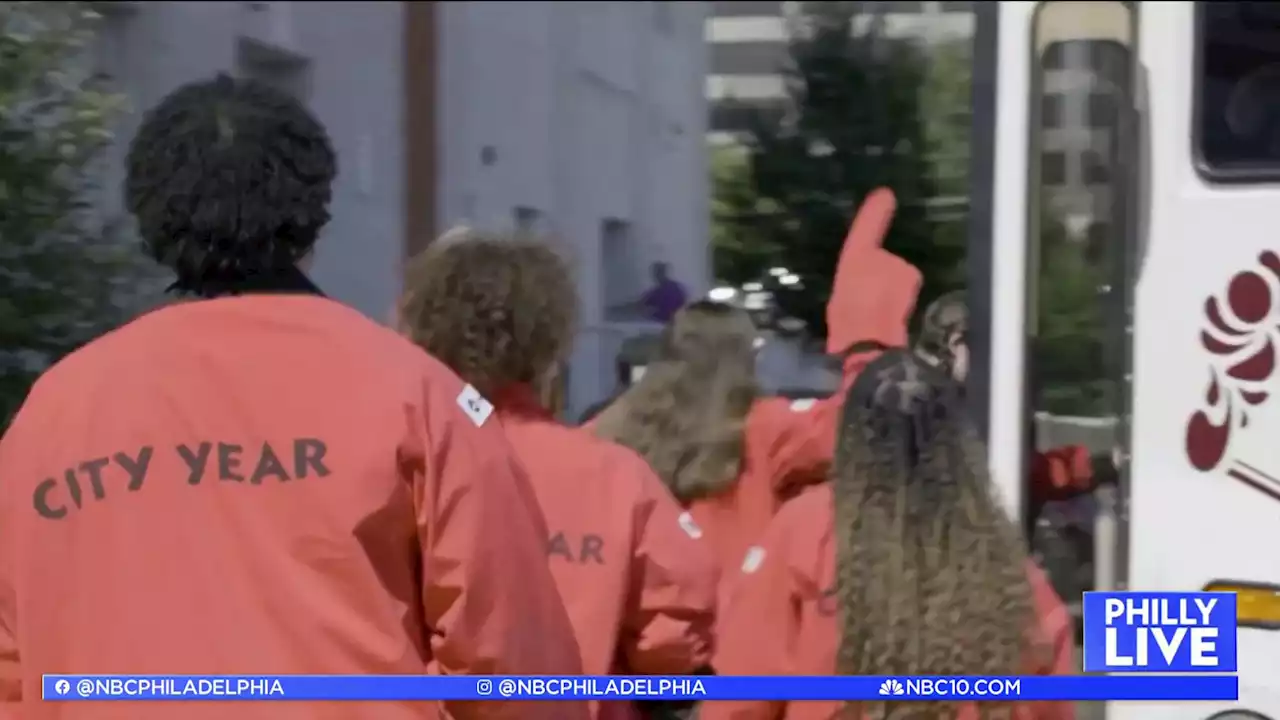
[768,390,1099,511]
[681,397,808,598]
[703,484,1076,720]
[1031,445,1096,505]
[584,395,820,604]
[496,386,717,720]
[598,190,921,603]
[762,187,1096,504]
[0,295,587,720]
[758,188,925,502]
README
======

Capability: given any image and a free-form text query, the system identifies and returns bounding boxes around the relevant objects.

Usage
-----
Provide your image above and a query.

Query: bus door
[985,2,1280,717]
[984,0,1138,618]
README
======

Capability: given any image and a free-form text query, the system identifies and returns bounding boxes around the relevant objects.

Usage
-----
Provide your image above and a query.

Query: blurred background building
[702,0,977,390]
[706,1,974,224]
[88,0,710,420]
[1035,31,1127,251]
[706,1,973,145]
[705,0,1116,245]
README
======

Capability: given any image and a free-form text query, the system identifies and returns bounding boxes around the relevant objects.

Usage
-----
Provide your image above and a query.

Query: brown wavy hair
[833,351,1037,720]
[398,229,577,398]
[593,300,758,503]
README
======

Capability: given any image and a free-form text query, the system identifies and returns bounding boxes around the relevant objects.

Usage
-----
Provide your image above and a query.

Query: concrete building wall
[436,1,710,416]
[437,1,710,315]
[91,1,710,418]
[94,1,407,319]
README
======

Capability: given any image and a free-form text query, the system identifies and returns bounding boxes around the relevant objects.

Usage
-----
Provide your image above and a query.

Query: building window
[712,1,783,18]
[1041,152,1066,186]
[711,41,788,76]
[601,219,637,319]
[1195,1,1280,179]
[1083,154,1112,185]
[873,1,925,13]
[1086,92,1117,129]
[709,101,787,134]
[514,207,542,234]
[1041,94,1064,129]
[1085,223,1110,265]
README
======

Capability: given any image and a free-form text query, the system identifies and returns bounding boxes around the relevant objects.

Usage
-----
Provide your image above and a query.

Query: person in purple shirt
[640,262,687,323]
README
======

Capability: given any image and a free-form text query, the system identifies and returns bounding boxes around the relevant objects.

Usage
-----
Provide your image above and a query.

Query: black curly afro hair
[124,73,337,296]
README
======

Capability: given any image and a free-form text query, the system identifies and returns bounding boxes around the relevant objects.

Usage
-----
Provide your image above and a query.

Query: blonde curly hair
[592,300,758,503]
[398,229,577,398]
[833,351,1039,720]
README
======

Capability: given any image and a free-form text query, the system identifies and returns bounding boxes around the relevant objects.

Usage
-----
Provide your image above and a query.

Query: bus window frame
[1025,1,1137,426]
[965,0,999,443]
[1025,0,1139,590]
[1191,1,1280,184]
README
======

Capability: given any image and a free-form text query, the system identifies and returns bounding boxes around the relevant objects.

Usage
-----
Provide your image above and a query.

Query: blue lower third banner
[42,675,1239,702]
[1082,591,1238,673]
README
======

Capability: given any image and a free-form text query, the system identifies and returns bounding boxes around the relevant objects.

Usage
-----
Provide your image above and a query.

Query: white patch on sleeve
[789,398,817,412]
[741,546,766,574]
[677,511,703,539]
[456,384,495,427]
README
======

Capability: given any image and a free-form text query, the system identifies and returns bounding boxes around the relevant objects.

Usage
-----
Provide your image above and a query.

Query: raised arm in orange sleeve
[410,377,589,720]
[622,459,718,675]
[700,520,800,720]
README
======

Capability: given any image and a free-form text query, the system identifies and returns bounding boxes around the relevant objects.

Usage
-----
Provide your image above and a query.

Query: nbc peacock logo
[878,679,905,696]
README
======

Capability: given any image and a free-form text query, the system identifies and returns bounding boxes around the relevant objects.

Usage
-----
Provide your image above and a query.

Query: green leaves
[1034,206,1111,417]
[712,4,965,337]
[0,2,156,426]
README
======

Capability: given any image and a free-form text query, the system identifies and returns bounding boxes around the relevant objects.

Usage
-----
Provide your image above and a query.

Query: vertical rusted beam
[403,1,438,263]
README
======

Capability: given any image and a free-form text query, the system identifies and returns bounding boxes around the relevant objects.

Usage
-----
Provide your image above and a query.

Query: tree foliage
[1033,206,1111,417]
[711,145,780,285]
[0,2,153,424]
[917,38,972,258]
[919,38,973,201]
[713,2,965,338]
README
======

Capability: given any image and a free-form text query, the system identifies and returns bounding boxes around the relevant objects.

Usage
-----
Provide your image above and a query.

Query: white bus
[969,2,1280,718]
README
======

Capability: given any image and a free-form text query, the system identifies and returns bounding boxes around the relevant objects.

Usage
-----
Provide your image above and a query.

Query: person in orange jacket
[704,350,1076,720]
[397,231,717,719]
[767,221,1098,517]
[759,188,924,496]
[589,189,920,600]
[590,300,782,588]
[0,75,587,720]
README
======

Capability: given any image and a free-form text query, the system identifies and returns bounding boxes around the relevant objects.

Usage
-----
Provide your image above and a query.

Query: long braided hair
[832,350,1040,720]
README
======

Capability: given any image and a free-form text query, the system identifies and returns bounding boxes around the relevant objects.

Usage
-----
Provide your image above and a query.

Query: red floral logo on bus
[1185,251,1280,500]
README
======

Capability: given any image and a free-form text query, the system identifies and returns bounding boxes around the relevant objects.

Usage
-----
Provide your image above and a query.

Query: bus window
[1195,2,1280,180]
[1028,1,1136,607]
